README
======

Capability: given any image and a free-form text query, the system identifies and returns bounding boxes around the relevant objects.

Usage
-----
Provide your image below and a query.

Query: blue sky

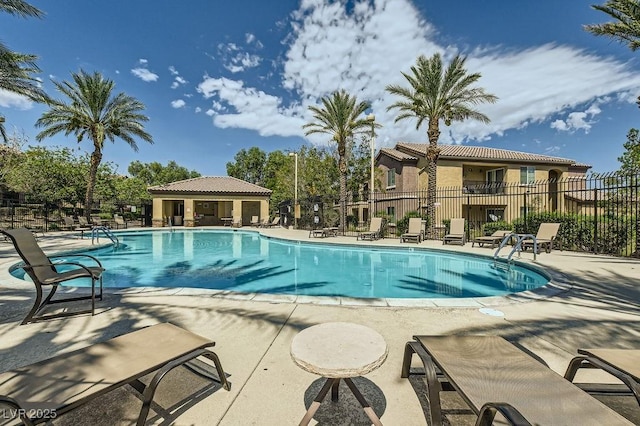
[2,0,640,176]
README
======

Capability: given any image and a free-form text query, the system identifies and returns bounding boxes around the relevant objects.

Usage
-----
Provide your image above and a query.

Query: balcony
[462,180,506,195]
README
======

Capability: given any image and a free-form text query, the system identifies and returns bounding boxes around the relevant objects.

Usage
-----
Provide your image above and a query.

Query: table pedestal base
[299,377,382,426]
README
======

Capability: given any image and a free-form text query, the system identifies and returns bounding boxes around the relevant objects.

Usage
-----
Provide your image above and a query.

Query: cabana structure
[148,176,272,227]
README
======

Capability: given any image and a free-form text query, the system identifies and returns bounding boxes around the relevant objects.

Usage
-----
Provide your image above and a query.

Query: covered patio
[148,176,272,227]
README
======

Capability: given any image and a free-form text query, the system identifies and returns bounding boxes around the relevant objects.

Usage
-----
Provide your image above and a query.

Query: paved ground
[0,227,639,425]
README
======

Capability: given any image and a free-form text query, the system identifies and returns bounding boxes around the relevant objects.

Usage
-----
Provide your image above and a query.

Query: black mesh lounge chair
[357,217,384,241]
[401,335,633,425]
[0,228,104,325]
[0,323,230,426]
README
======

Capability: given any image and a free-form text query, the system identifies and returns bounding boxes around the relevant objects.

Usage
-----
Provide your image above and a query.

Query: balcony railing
[462,180,506,194]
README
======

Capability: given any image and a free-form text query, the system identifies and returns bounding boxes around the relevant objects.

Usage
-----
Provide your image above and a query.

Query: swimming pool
[9,230,549,299]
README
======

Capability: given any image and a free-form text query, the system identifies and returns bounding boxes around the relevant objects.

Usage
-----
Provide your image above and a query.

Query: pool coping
[1,227,572,309]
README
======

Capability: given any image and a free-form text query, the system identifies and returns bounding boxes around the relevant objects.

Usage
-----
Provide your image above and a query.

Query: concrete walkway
[0,228,639,425]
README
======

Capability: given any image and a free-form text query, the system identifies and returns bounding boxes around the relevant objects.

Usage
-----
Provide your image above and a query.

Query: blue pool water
[10,230,549,299]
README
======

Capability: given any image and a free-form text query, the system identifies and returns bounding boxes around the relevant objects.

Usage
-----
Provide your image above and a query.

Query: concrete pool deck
[0,227,639,425]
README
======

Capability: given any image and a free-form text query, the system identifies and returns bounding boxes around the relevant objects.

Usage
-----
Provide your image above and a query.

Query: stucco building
[148,176,271,227]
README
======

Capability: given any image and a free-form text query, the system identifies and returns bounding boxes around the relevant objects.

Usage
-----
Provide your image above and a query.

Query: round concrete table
[290,322,388,425]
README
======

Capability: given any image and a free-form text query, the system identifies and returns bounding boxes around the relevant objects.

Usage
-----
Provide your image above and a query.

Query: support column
[152,198,164,227]
[184,199,195,227]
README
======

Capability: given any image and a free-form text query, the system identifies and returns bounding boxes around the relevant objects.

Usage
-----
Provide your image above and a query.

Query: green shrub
[482,220,512,235]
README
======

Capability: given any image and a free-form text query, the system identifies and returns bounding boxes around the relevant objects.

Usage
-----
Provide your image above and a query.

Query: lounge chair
[113,214,128,229]
[231,218,242,228]
[401,335,633,425]
[472,229,512,248]
[262,216,280,228]
[0,228,104,325]
[443,218,466,245]
[63,216,92,238]
[0,323,230,425]
[309,227,339,238]
[521,222,560,253]
[564,348,640,406]
[400,217,423,243]
[357,217,384,241]
[250,215,259,227]
[78,216,91,227]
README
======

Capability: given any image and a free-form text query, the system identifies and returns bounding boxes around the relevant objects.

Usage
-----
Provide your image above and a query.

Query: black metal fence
[362,172,640,257]
[0,199,151,231]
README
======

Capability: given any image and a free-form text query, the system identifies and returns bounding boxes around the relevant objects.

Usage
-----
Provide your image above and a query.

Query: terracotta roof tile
[148,176,272,195]
[378,148,418,162]
[395,142,590,167]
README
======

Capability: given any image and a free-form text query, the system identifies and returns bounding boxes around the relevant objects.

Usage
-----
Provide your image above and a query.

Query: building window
[520,166,535,184]
[486,208,505,222]
[386,169,396,188]
[387,206,395,220]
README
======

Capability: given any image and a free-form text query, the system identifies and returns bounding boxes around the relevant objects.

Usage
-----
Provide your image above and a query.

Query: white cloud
[197,76,306,137]
[138,59,148,65]
[0,90,33,110]
[195,0,640,146]
[195,106,202,113]
[131,67,159,82]
[171,76,187,89]
[171,99,186,108]
[169,66,179,75]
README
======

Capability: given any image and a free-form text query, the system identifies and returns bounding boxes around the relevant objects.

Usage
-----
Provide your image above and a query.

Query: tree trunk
[84,147,103,220]
[426,119,441,238]
[338,154,347,235]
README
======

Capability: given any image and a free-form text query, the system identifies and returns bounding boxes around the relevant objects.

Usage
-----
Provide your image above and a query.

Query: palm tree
[585,0,640,50]
[35,70,153,218]
[303,90,379,233]
[0,0,46,141]
[386,53,497,237]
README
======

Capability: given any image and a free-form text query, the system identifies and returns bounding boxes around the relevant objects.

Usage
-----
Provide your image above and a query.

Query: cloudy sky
[2,0,640,175]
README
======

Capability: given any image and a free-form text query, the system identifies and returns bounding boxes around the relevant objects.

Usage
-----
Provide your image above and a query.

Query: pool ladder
[493,233,538,269]
[91,226,119,246]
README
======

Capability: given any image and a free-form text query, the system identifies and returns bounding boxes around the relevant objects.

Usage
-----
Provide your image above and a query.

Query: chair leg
[401,340,444,426]
[136,348,229,426]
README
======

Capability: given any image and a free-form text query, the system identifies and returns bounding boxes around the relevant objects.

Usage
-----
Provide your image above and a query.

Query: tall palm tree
[585,0,640,50]
[35,70,153,217]
[303,90,379,232]
[0,0,46,141]
[386,53,497,237]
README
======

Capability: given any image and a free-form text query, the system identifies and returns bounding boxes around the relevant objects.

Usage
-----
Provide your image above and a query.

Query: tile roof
[395,142,590,167]
[378,148,418,162]
[148,176,272,195]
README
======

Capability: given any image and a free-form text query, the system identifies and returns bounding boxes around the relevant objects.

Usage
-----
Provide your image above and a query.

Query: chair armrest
[21,261,103,279]
[49,253,104,268]
[476,402,532,426]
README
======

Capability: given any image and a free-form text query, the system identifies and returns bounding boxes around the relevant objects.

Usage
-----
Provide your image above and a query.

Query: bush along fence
[362,172,640,257]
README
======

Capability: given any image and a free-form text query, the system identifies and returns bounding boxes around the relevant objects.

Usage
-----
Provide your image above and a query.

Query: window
[386,169,396,188]
[486,208,505,222]
[520,166,535,184]
[387,206,395,220]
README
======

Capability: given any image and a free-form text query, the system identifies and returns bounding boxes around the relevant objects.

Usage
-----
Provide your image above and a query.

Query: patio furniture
[357,217,384,241]
[564,348,640,406]
[113,214,128,229]
[521,222,561,253]
[63,216,92,239]
[221,217,233,226]
[250,215,260,227]
[309,227,339,238]
[443,218,466,245]
[0,227,104,325]
[231,218,242,228]
[400,217,423,243]
[0,323,230,426]
[261,216,280,228]
[472,230,512,248]
[401,335,633,425]
[291,322,387,425]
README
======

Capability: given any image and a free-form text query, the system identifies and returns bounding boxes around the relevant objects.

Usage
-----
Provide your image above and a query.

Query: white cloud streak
[131,67,159,82]
[196,0,640,147]
[171,99,186,108]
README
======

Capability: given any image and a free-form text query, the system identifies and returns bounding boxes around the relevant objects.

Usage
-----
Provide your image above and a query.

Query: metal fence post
[593,187,598,254]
